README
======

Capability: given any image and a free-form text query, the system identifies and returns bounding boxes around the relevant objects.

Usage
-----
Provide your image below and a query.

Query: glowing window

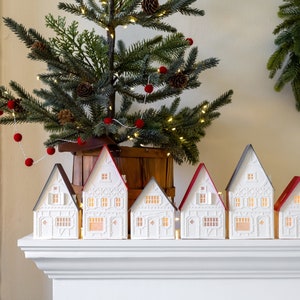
[89,217,104,231]
[115,197,121,207]
[55,217,71,227]
[87,197,95,207]
[261,197,269,207]
[101,197,108,207]
[162,217,169,227]
[203,217,219,227]
[136,217,143,227]
[248,197,255,207]
[101,173,109,181]
[145,195,161,204]
[235,198,241,207]
[285,217,293,227]
[294,195,300,204]
[247,173,255,181]
[235,217,250,231]
[199,193,206,204]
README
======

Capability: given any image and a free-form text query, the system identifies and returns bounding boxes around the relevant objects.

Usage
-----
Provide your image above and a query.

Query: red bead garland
[7,99,15,110]
[25,158,34,167]
[13,133,23,142]
[46,147,56,155]
[186,38,194,45]
[144,84,154,93]
[135,118,145,128]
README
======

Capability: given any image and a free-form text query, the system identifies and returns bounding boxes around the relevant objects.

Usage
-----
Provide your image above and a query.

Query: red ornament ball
[104,117,113,125]
[46,147,56,155]
[158,66,168,74]
[13,133,23,142]
[25,158,34,167]
[135,118,145,129]
[7,100,15,110]
[77,137,86,146]
[186,38,194,45]
[144,84,154,93]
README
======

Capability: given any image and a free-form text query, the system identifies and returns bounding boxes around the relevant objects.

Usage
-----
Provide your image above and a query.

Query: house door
[148,217,159,239]
[257,216,269,238]
[110,217,123,239]
[40,217,53,238]
[186,217,199,238]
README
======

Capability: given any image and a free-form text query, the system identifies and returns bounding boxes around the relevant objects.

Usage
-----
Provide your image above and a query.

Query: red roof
[274,176,300,211]
[178,162,226,211]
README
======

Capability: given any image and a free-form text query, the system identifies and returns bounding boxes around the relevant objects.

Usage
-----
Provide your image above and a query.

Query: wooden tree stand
[58,137,175,209]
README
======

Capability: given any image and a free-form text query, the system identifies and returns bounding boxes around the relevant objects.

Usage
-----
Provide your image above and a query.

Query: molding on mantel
[18,234,300,280]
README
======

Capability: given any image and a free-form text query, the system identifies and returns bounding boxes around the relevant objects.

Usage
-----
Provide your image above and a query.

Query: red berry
[104,117,113,124]
[7,100,15,110]
[46,147,56,155]
[135,119,145,129]
[77,137,86,146]
[158,66,168,74]
[144,84,154,93]
[25,158,34,167]
[13,133,22,142]
[186,38,193,45]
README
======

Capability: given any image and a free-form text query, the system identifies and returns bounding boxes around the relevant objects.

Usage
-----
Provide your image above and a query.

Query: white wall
[1,0,298,299]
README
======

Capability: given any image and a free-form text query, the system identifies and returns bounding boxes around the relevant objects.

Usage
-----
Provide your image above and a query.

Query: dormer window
[48,192,65,205]
[294,195,300,204]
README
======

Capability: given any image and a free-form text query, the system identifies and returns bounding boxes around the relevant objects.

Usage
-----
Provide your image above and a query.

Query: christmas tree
[0,0,233,164]
[267,0,300,110]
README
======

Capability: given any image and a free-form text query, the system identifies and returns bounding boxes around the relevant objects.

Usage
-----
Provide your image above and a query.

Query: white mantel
[18,234,300,300]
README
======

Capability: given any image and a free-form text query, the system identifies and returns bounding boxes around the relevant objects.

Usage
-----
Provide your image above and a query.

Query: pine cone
[168,72,188,89]
[142,0,159,15]
[57,109,74,125]
[31,41,47,52]
[13,99,25,113]
[76,82,94,97]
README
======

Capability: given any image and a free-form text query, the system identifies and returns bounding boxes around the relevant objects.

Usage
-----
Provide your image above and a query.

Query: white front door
[40,217,53,238]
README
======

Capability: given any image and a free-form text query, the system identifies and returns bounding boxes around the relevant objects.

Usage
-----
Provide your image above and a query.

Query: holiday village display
[267,0,300,110]
[33,144,300,240]
[0,0,233,166]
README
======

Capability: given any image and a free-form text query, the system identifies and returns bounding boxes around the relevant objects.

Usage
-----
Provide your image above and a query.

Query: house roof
[178,162,226,211]
[82,145,128,190]
[274,176,300,211]
[130,177,177,211]
[225,144,273,191]
[33,163,78,211]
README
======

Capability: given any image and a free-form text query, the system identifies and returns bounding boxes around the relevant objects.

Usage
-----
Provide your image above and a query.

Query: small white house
[33,163,79,239]
[226,144,274,239]
[82,145,128,239]
[274,176,300,239]
[179,163,226,239]
[130,177,177,239]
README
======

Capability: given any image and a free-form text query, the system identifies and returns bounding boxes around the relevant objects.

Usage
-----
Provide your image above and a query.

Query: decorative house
[179,163,226,239]
[274,176,300,239]
[130,177,177,239]
[82,145,128,239]
[226,144,274,239]
[33,163,79,239]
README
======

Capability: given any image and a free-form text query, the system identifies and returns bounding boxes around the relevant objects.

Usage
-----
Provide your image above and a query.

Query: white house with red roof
[33,164,79,239]
[274,176,300,239]
[130,177,177,239]
[226,144,274,239]
[178,163,226,239]
[82,145,128,239]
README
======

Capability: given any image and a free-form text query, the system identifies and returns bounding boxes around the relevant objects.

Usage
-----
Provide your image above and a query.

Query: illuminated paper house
[33,164,79,239]
[130,177,177,239]
[274,176,300,239]
[226,144,274,239]
[179,163,226,239]
[82,145,128,239]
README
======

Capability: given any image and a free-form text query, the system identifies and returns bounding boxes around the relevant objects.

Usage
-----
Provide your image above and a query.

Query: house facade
[130,177,176,239]
[275,176,300,239]
[33,164,79,239]
[179,163,226,239]
[82,145,128,239]
[226,144,274,239]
